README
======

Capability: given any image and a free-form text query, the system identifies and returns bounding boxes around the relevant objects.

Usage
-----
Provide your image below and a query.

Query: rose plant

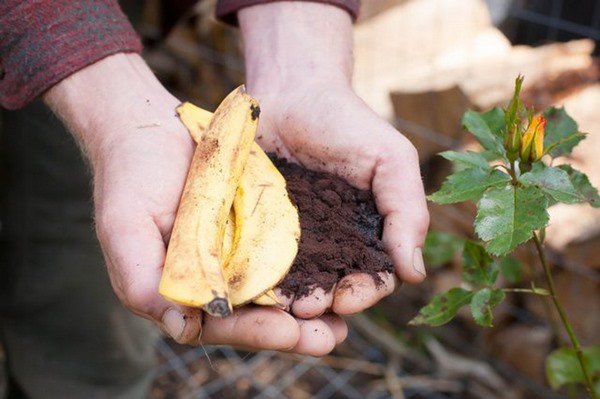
[412,76,600,398]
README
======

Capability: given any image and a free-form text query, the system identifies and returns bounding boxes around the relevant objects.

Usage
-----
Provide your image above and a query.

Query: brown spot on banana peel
[228,272,243,289]
[250,183,274,216]
[251,186,267,217]
[250,104,261,120]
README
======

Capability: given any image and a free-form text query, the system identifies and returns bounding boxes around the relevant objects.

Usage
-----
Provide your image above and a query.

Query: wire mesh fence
[505,0,600,44]
[148,1,600,397]
[151,295,572,398]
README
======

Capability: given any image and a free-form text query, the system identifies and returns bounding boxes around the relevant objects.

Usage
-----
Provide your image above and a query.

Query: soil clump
[272,156,393,299]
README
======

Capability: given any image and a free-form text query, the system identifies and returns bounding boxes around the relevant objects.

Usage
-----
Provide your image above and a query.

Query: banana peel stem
[204,297,232,318]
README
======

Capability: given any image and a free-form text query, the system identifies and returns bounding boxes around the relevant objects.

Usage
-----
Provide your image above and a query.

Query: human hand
[240,3,430,318]
[43,53,347,355]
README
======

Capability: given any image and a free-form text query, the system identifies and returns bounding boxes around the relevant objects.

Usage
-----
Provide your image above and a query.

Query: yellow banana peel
[226,147,300,306]
[160,91,299,316]
[253,290,283,306]
[159,86,258,317]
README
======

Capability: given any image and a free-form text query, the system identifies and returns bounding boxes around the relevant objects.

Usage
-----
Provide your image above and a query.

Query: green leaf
[428,168,511,204]
[470,288,505,327]
[475,185,549,256]
[423,231,465,268]
[481,150,501,162]
[409,288,474,327]
[587,345,600,374]
[557,165,600,208]
[543,107,586,157]
[497,257,523,284]
[546,345,600,390]
[461,241,498,285]
[520,163,579,204]
[462,108,506,157]
[439,150,490,171]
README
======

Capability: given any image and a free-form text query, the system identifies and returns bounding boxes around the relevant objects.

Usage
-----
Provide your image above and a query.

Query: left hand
[43,52,348,355]
[240,3,430,319]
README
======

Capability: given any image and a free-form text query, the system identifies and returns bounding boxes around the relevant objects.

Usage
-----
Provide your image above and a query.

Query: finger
[97,211,200,344]
[319,313,349,344]
[288,318,337,356]
[291,287,334,319]
[201,307,300,350]
[160,307,203,345]
[332,272,396,315]
[373,137,429,283]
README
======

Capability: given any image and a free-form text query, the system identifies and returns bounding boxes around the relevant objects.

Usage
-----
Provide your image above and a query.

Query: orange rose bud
[520,115,546,162]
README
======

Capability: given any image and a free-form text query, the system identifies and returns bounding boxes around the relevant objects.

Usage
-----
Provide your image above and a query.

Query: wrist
[44,53,183,162]
[239,2,354,95]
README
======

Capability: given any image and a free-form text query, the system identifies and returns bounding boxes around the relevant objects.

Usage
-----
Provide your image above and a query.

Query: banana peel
[226,147,299,306]
[223,210,285,308]
[253,290,283,306]
[180,100,298,307]
[159,86,259,317]
[160,90,298,316]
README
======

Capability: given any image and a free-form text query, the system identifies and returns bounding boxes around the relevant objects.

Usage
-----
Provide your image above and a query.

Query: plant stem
[508,160,518,183]
[540,286,567,346]
[532,232,597,399]
[502,288,548,295]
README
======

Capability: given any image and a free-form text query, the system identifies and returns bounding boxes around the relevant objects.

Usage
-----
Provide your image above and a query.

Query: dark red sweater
[0,0,360,110]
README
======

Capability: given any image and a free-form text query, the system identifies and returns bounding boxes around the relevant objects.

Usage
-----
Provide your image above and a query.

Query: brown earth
[271,156,393,299]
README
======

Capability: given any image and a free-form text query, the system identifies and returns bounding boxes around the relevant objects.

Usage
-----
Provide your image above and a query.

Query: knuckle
[381,135,420,165]
[123,282,153,312]
[401,140,420,163]
[416,211,431,234]
[95,208,135,244]
[95,210,123,237]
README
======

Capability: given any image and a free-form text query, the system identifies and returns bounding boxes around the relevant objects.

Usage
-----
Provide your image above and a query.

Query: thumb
[96,209,202,344]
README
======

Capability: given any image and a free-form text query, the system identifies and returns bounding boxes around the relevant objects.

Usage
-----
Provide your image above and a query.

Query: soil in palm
[272,156,393,299]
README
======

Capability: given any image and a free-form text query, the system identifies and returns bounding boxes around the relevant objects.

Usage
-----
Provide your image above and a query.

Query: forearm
[238,2,354,94]
[0,0,141,110]
[43,53,183,163]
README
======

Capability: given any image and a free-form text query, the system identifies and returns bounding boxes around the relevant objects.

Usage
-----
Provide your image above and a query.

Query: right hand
[44,52,347,355]
[239,2,429,320]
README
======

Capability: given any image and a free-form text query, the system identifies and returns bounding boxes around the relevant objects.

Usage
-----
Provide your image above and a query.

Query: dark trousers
[0,102,157,398]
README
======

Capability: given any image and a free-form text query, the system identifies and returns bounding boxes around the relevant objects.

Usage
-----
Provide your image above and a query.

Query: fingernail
[413,248,426,277]
[162,308,186,341]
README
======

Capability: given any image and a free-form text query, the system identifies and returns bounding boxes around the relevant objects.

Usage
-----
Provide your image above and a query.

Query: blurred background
[133,0,600,397]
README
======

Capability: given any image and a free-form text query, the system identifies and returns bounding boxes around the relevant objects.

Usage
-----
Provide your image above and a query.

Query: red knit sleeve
[0,0,142,110]
[216,0,360,25]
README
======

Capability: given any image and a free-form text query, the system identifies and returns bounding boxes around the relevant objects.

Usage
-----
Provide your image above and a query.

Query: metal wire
[511,7,600,41]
